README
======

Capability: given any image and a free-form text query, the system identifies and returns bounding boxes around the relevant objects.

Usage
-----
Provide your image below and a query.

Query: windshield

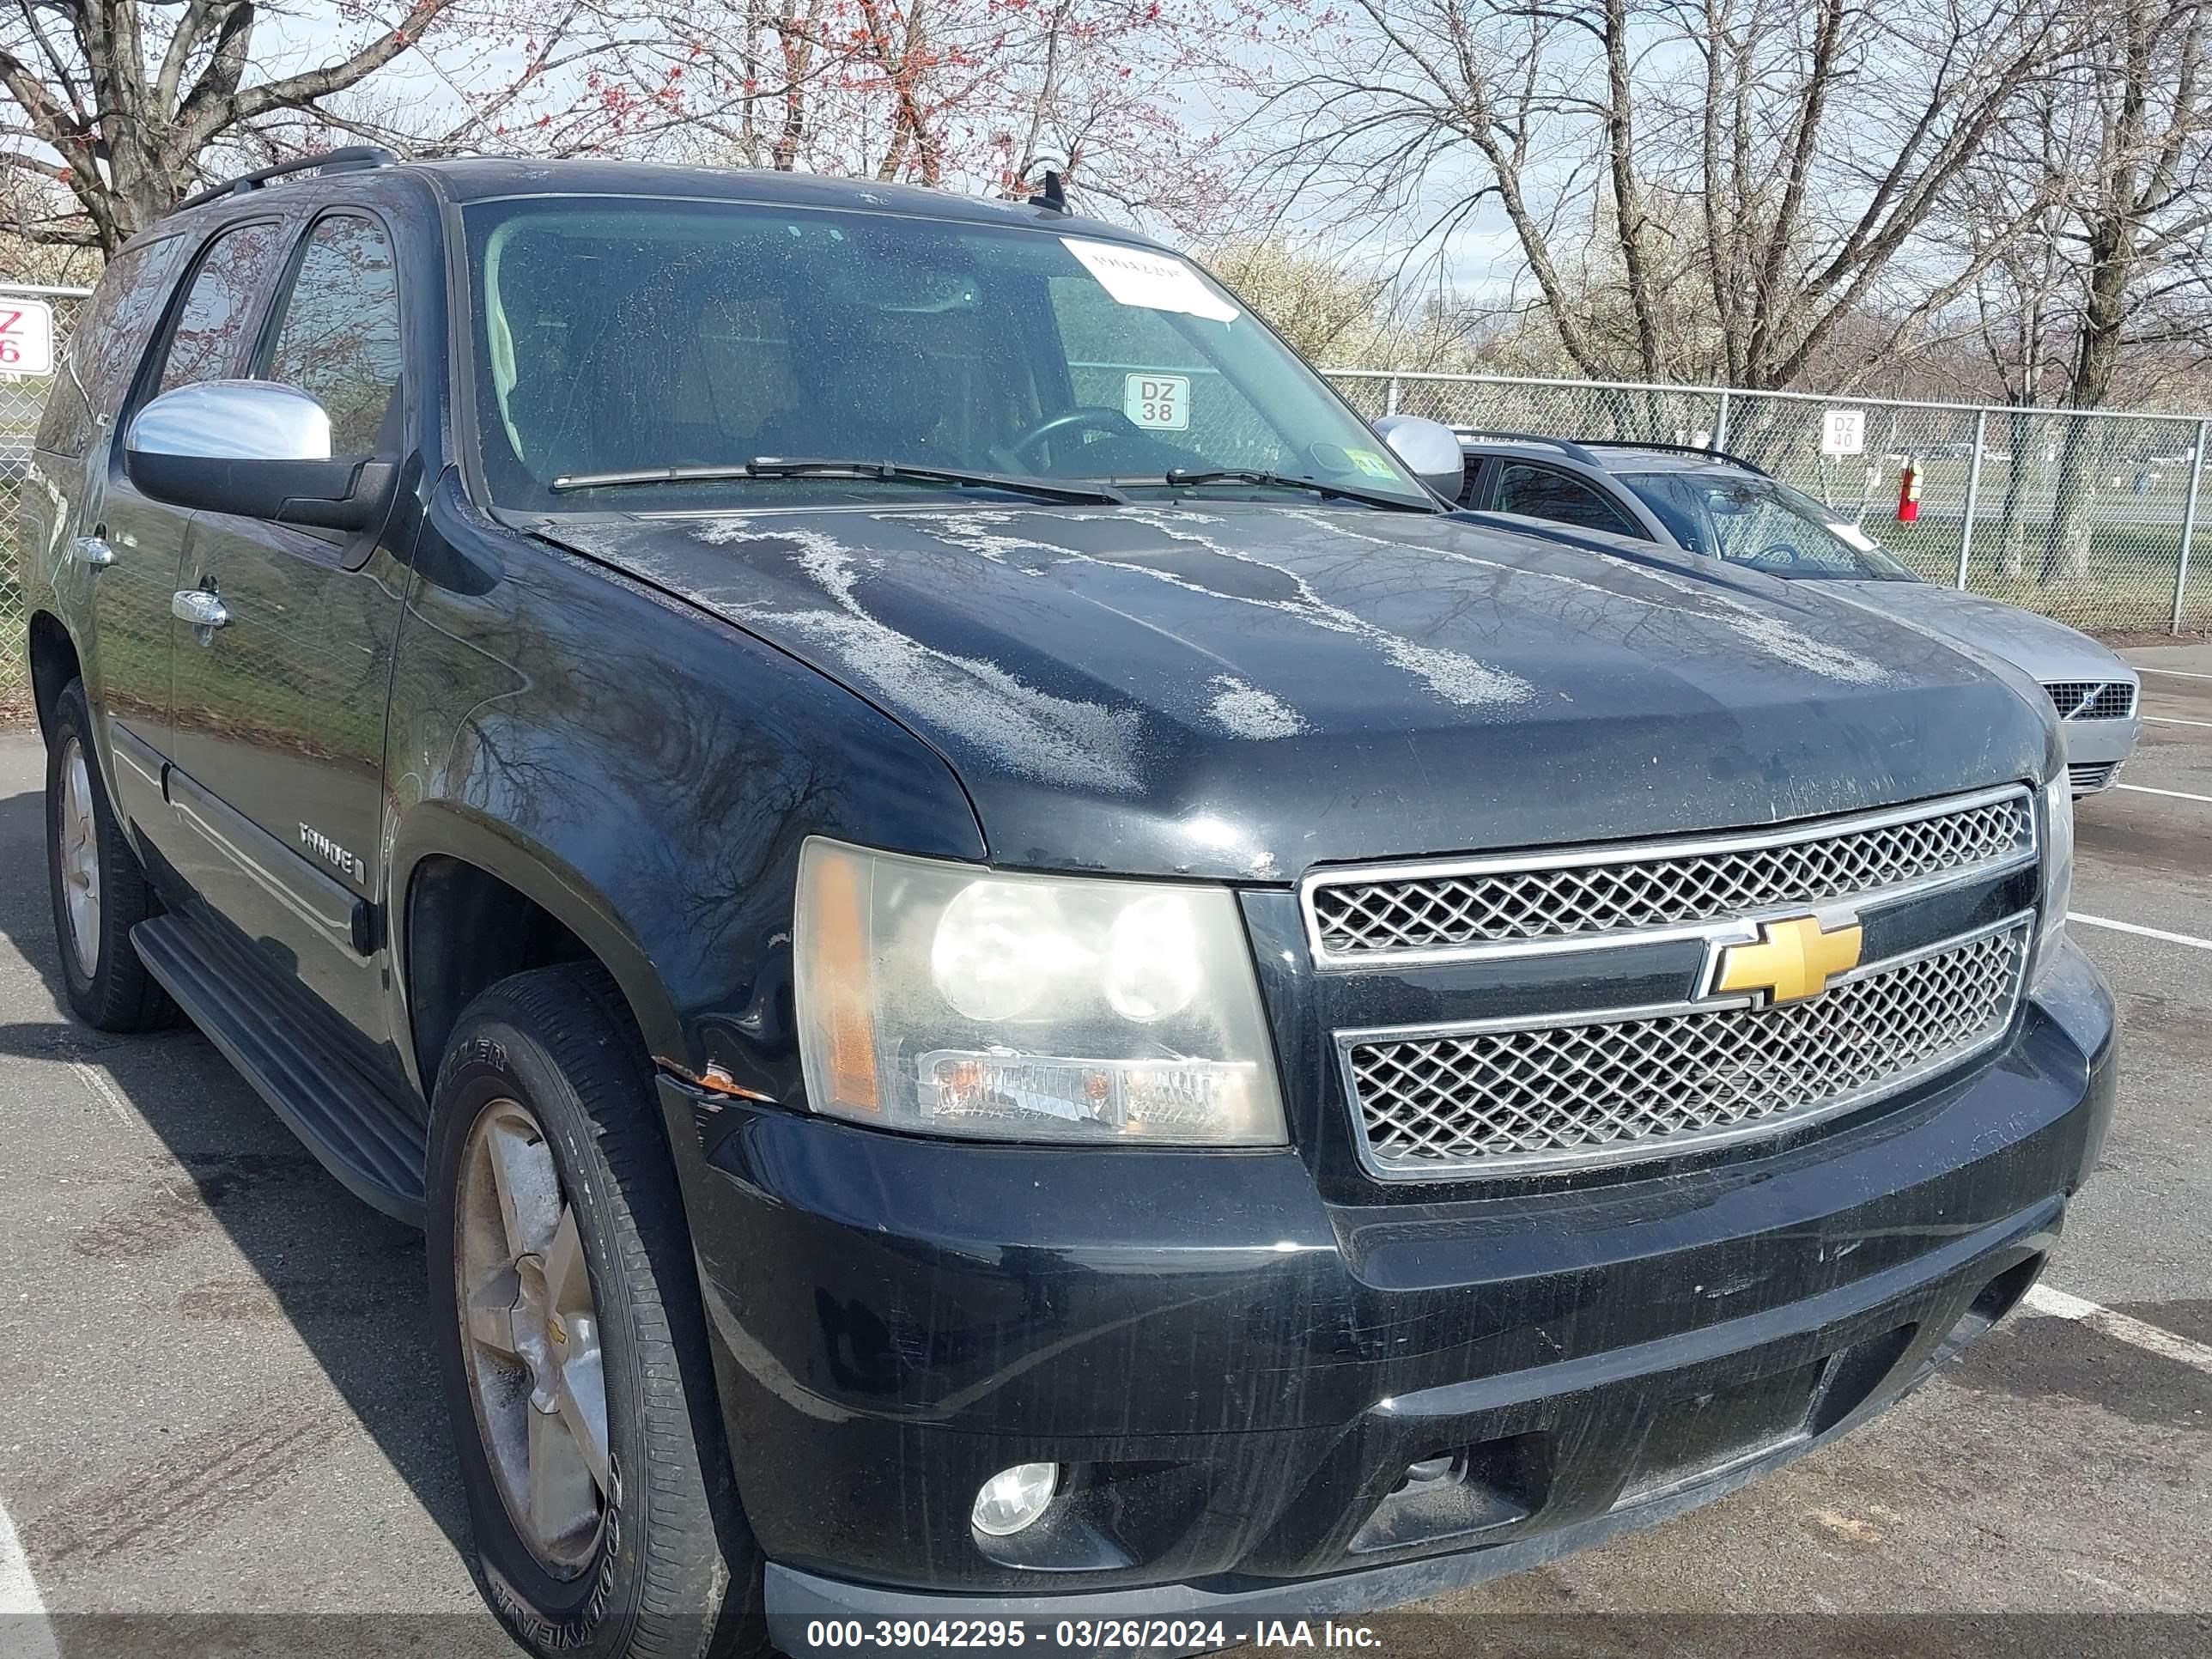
[1622,471,1922,580]
[460,198,1432,512]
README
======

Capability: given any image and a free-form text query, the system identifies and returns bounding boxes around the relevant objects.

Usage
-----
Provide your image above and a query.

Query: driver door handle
[171,589,229,629]
[69,536,116,568]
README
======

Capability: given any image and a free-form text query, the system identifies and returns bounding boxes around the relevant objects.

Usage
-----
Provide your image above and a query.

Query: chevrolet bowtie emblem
[1711,914,1863,1005]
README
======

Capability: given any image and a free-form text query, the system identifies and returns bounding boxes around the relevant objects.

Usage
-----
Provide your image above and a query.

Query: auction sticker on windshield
[1125,374,1190,429]
[1064,239,1239,323]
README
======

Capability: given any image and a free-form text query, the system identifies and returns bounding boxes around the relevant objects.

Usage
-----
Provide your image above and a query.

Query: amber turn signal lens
[800,843,880,1113]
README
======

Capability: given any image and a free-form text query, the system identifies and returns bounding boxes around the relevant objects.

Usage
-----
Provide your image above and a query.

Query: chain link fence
[2,283,91,704]
[1328,369,2211,635]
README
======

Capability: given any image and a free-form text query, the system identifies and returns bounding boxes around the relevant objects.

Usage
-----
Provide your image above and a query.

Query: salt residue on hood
[706,523,1151,794]
[904,507,1534,710]
[1207,676,1309,740]
[529,496,2046,882]
[1282,509,1893,687]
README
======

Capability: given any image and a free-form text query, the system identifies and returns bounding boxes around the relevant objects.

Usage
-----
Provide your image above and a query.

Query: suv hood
[535,502,2052,879]
[1820,580,2134,685]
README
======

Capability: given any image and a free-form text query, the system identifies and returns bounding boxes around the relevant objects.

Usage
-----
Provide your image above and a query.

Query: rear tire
[426,962,763,1659]
[45,678,174,1032]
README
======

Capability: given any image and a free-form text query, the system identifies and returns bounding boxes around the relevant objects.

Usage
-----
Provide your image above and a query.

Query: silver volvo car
[1445,431,2142,794]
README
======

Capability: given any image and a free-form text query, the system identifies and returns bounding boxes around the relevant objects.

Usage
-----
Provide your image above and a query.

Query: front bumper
[2061,714,2140,792]
[673,942,2115,1644]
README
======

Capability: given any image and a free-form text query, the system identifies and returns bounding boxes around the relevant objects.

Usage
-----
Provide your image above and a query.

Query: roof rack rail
[1449,428,1602,466]
[1573,438,1771,477]
[174,146,398,214]
[1450,428,1774,478]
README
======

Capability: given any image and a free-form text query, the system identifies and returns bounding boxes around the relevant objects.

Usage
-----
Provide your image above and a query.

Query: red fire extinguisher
[1897,459,1922,523]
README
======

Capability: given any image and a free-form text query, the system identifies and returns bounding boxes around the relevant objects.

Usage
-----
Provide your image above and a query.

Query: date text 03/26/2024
[802,1621,1383,1650]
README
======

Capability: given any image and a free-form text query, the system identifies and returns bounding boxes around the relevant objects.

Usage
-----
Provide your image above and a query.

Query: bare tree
[2063,0,2212,409]
[1,0,1243,262]
[1948,79,2083,573]
[1200,237,1397,360]
[0,0,528,250]
[0,163,95,276]
[580,0,1237,223]
[2035,0,2212,577]
[1251,0,2083,389]
[1947,0,2212,578]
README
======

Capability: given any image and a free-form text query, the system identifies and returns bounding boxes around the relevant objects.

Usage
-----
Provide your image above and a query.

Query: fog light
[1401,1454,1459,1486]
[972,1462,1060,1536]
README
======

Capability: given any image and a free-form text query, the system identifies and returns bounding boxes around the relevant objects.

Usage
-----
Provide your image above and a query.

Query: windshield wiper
[550,458,1128,505]
[1142,467,1436,513]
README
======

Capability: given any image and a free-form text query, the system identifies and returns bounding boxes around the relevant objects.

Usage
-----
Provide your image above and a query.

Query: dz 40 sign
[1820,406,1866,459]
[0,299,55,377]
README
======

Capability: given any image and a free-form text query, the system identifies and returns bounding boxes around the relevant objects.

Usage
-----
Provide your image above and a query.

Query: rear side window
[1495,462,1641,537]
[33,235,186,458]
[155,221,285,395]
[261,215,403,455]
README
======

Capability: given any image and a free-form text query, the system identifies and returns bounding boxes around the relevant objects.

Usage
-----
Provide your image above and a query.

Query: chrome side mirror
[1373,414,1466,501]
[125,380,392,531]
[127,379,334,463]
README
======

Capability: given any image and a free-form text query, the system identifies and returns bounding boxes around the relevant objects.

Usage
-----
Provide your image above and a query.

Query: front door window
[261,216,404,457]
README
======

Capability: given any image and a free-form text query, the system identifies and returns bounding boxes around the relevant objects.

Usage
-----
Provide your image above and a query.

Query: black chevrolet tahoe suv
[20,150,2115,1659]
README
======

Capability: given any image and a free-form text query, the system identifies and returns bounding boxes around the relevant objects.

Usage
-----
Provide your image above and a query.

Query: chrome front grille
[2068,761,2121,793]
[2045,681,2136,720]
[1304,789,2033,963]
[1342,921,2030,1177]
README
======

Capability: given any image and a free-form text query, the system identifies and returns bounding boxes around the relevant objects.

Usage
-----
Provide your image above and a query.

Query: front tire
[45,678,173,1031]
[427,963,761,1659]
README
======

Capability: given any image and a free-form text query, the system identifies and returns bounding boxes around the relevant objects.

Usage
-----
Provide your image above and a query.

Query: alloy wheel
[58,737,101,979]
[455,1097,612,1577]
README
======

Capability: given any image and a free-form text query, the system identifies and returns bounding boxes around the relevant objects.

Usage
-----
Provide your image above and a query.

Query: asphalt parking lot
[0,653,2207,1659]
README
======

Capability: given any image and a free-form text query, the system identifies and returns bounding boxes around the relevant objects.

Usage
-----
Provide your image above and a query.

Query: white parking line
[2136,666,2212,680]
[2144,715,2212,728]
[2022,1285,2212,1376]
[2069,912,2212,951]
[0,1498,61,1659]
[2116,782,2212,805]
[69,1057,148,1136]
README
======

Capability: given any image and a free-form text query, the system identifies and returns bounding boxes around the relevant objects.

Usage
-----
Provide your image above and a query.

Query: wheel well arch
[395,838,682,1108]
[403,854,593,1089]
[27,610,81,742]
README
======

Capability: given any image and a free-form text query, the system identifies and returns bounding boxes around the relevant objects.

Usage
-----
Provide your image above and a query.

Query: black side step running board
[132,914,428,1227]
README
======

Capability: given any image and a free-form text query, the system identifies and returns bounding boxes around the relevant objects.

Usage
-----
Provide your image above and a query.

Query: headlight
[793,838,1286,1145]
[2030,770,2073,988]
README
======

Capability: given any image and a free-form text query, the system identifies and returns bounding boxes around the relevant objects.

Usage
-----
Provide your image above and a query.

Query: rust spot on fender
[656,1055,776,1104]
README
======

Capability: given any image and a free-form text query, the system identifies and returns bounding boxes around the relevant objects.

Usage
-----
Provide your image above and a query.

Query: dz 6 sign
[0,299,55,377]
